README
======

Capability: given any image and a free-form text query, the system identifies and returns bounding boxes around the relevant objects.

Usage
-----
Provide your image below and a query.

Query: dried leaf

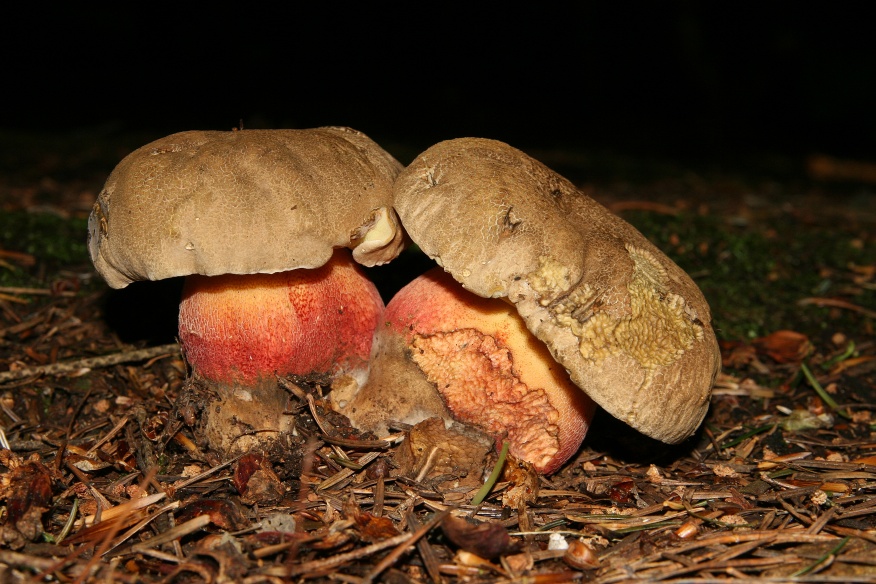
[355,512,401,542]
[441,514,520,560]
[0,458,53,544]
[781,409,834,432]
[141,411,169,440]
[752,330,813,363]
[394,417,492,490]
[720,340,759,368]
[176,499,250,532]
[609,479,636,504]
[344,497,400,542]
[501,455,540,508]
[233,452,285,505]
[65,444,112,472]
[563,538,600,569]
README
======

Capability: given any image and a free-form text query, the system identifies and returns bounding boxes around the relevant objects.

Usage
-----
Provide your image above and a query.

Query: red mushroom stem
[177,250,383,452]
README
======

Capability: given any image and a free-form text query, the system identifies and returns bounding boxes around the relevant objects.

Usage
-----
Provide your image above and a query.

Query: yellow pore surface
[386,268,595,473]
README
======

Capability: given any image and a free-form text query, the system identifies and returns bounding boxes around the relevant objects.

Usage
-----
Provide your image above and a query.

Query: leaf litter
[1,132,875,582]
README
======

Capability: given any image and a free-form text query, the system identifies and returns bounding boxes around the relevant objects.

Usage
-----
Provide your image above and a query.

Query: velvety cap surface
[89,127,403,288]
[392,138,721,443]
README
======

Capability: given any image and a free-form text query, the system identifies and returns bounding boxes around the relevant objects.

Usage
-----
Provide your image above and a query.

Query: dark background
[4,4,875,165]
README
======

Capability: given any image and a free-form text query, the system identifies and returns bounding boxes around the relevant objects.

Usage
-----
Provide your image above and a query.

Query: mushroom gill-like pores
[339,268,596,474]
[87,127,404,453]
[388,138,721,445]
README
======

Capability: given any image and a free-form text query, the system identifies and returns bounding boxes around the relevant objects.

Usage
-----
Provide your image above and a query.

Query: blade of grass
[790,536,849,577]
[800,362,851,419]
[719,423,775,450]
[820,341,856,370]
[471,441,509,506]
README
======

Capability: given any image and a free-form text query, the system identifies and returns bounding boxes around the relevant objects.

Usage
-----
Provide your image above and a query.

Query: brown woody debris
[441,514,521,560]
[0,452,54,548]
[752,330,814,363]
[233,452,286,505]
[394,417,493,490]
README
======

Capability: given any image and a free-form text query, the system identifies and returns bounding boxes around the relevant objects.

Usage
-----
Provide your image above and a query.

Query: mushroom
[342,138,720,460]
[88,127,404,453]
[338,267,596,474]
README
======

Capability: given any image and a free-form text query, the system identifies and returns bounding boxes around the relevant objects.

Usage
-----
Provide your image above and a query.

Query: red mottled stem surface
[178,251,383,385]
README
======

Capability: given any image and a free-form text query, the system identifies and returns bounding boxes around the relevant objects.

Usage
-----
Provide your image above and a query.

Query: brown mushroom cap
[88,127,404,289]
[392,138,721,444]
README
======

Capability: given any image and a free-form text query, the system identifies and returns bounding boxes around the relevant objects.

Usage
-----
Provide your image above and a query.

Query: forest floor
[1,127,875,582]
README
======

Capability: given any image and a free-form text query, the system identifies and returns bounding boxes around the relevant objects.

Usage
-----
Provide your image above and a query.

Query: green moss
[0,211,89,287]
[620,209,875,341]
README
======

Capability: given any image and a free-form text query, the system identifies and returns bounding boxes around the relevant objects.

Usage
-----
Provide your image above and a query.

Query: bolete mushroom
[338,267,596,474]
[342,138,720,462]
[88,127,404,453]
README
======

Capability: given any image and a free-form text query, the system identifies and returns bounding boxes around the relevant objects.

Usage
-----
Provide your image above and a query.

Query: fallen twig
[362,509,450,582]
[0,343,179,383]
[798,297,876,320]
[285,532,414,577]
[0,286,78,297]
[128,514,211,554]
